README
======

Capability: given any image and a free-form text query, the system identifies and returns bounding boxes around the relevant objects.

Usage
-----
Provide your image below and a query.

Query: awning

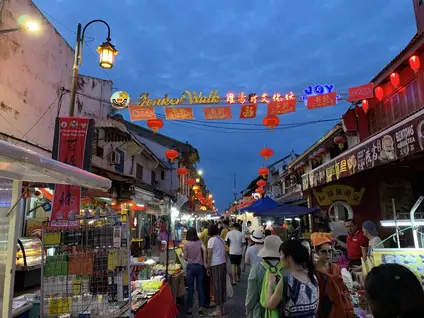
[240,197,278,213]
[302,108,424,190]
[0,141,111,191]
[254,204,318,218]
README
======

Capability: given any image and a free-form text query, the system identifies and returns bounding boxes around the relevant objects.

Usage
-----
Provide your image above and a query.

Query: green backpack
[259,260,285,318]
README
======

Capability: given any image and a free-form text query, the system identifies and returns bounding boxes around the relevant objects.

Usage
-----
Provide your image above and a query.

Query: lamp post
[69,20,118,116]
[0,17,40,35]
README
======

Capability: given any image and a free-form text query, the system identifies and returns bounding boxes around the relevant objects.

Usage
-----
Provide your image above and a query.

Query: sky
[33,0,416,212]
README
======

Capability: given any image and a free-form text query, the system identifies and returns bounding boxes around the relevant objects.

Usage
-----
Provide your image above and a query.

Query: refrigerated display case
[15,237,43,292]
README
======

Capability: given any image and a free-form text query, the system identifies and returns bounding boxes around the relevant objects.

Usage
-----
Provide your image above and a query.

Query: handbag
[226,274,233,298]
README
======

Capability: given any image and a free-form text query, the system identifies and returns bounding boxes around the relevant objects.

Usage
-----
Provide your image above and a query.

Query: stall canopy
[254,204,318,218]
[0,141,111,190]
[240,197,278,213]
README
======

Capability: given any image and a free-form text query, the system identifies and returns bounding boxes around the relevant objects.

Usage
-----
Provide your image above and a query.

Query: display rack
[40,216,131,317]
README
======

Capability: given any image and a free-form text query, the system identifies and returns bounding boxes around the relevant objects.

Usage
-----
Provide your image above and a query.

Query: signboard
[164,107,195,120]
[299,84,340,105]
[51,117,94,221]
[302,109,424,189]
[347,83,374,102]
[203,106,232,120]
[267,99,297,115]
[240,104,257,119]
[307,92,338,109]
[128,105,156,120]
[139,91,220,106]
[312,185,365,206]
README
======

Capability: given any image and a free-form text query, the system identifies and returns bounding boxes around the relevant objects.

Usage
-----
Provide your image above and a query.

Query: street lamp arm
[0,27,20,35]
[82,19,111,42]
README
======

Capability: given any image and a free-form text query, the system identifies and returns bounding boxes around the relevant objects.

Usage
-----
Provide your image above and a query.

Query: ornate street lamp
[69,20,118,116]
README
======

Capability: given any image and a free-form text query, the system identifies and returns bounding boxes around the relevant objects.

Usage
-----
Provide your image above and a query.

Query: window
[161,170,165,180]
[114,149,124,173]
[151,171,156,185]
[419,0,423,6]
[136,164,144,180]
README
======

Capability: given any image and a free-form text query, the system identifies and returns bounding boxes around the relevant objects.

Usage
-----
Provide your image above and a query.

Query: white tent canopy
[0,140,111,190]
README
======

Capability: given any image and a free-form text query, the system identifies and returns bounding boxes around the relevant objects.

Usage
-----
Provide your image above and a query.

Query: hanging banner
[164,107,195,120]
[51,117,94,221]
[312,185,365,206]
[267,99,297,115]
[128,105,156,121]
[307,92,338,109]
[203,106,232,120]
[347,83,374,102]
[239,104,257,119]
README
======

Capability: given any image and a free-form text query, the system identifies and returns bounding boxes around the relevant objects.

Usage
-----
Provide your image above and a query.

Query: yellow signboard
[312,184,365,206]
[139,90,221,107]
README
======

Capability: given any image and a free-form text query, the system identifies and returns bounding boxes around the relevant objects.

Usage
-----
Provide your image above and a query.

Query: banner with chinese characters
[312,185,365,206]
[347,83,374,102]
[302,109,424,189]
[164,107,195,120]
[307,92,338,109]
[128,105,156,120]
[267,99,297,115]
[203,106,232,120]
[51,117,94,221]
[240,104,257,119]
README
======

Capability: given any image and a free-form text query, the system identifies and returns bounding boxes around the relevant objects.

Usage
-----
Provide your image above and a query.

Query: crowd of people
[181,218,424,318]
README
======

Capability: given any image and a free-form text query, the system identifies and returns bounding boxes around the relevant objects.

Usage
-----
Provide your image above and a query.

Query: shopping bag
[226,274,233,298]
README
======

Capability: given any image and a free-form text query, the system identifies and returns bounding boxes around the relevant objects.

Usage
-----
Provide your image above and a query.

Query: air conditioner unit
[110,151,121,164]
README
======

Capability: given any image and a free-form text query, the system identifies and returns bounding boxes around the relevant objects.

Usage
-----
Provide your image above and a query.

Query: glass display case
[16,237,42,269]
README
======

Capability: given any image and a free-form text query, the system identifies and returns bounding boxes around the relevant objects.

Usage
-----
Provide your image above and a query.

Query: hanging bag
[259,260,285,318]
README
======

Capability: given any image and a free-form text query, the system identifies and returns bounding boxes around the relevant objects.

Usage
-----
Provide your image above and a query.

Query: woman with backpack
[265,239,319,317]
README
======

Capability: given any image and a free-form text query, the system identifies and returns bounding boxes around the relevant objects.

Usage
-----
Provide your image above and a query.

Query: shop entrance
[328,200,354,236]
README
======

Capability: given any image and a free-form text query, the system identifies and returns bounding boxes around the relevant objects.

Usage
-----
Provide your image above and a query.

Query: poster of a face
[418,120,424,151]
[379,135,396,161]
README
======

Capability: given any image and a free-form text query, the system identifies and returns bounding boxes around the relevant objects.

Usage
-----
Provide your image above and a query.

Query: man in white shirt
[225,222,244,284]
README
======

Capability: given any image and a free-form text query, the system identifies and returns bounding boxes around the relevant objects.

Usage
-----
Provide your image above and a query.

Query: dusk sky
[34,0,416,212]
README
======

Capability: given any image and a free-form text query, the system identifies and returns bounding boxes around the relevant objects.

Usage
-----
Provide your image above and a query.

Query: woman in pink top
[183,227,207,317]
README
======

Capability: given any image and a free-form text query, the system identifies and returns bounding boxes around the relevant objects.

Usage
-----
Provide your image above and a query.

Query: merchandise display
[40,218,131,317]
[15,237,43,292]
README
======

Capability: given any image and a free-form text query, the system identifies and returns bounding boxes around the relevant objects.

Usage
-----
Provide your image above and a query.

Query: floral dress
[283,274,318,318]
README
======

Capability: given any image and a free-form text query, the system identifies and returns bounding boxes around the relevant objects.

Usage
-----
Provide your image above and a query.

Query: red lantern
[165,149,179,162]
[390,72,400,87]
[255,187,264,195]
[257,179,267,188]
[147,118,164,133]
[258,167,270,177]
[334,136,347,150]
[186,178,195,185]
[177,167,188,176]
[262,115,280,130]
[318,147,328,157]
[409,55,421,73]
[361,99,369,113]
[374,86,384,101]
[260,147,274,160]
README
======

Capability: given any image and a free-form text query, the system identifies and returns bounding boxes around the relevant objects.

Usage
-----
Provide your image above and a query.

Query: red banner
[164,107,194,120]
[51,117,90,221]
[128,105,156,121]
[347,83,374,102]
[240,104,257,119]
[307,92,337,109]
[267,99,296,115]
[203,106,232,120]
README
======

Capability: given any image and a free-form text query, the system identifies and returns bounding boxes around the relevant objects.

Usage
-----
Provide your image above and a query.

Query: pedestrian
[265,239,318,317]
[365,263,424,318]
[183,227,207,317]
[220,220,230,256]
[335,219,368,270]
[245,229,265,267]
[206,224,227,317]
[245,235,284,318]
[225,222,244,285]
[362,220,383,257]
[198,221,211,308]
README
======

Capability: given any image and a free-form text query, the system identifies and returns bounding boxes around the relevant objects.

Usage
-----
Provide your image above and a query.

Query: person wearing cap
[245,229,265,267]
[362,220,383,257]
[245,235,286,318]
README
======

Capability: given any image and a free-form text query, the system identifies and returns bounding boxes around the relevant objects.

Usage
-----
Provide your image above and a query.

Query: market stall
[0,140,112,317]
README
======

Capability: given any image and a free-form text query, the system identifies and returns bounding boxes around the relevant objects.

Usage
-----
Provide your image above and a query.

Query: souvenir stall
[0,141,112,317]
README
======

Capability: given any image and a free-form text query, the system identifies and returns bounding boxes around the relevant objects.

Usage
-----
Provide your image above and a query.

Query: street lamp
[0,15,41,35]
[69,20,118,116]
[197,170,203,176]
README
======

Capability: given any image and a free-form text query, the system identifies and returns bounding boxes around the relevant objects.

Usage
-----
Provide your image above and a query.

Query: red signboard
[164,107,194,120]
[128,105,156,121]
[51,117,91,221]
[240,104,257,119]
[347,83,374,102]
[267,99,296,115]
[307,92,338,109]
[203,106,232,120]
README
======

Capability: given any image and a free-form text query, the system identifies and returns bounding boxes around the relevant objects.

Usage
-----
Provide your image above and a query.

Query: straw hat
[250,229,265,244]
[258,235,282,258]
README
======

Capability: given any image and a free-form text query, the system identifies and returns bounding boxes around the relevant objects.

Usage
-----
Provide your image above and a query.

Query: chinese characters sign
[347,83,374,102]
[128,105,156,120]
[267,98,297,115]
[164,107,195,120]
[302,110,424,189]
[203,106,232,120]
[313,185,365,206]
[307,92,338,109]
[51,117,93,221]
[240,104,257,119]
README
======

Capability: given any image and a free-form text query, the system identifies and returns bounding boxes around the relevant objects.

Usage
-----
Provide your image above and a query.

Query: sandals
[210,311,225,317]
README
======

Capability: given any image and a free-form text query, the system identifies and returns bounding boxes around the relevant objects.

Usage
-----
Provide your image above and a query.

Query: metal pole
[391,198,400,248]
[410,196,424,249]
[69,23,82,117]
[0,27,20,35]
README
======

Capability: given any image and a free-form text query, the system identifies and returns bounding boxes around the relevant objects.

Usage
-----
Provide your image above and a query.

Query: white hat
[257,235,283,258]
[250,229,265,244]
